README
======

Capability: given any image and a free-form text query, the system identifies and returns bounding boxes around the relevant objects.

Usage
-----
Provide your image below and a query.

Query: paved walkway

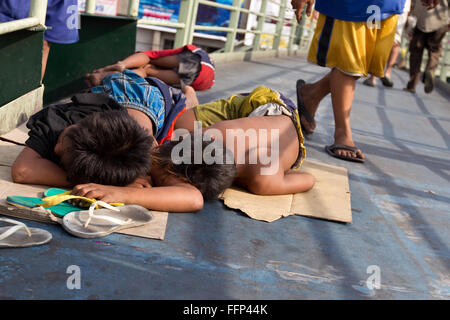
[0,55,449,299]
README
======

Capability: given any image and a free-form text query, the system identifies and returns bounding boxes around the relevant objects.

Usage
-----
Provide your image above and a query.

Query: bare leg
[384,42,401,79]
[329,68,364,160]
[406,27,425,91]
[92,52,150,73]
[85,52,151,87]
[182,85,199,109]
[41,40,51,81]
[150,55,180,69]
[85,70,121,87]
[84,66,149,88]
[299,71,332,133]
[130,67,148,78]
[143,64,181,86]
[174,108,197,132]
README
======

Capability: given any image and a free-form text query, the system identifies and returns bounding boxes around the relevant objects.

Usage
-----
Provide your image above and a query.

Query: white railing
[0,0,48,35]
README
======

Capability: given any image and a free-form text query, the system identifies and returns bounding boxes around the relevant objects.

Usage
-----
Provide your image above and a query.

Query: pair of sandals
[296,79,365,163]
[0,189,153,248]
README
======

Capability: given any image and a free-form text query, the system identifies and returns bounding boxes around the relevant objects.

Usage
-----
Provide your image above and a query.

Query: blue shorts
[0,0,79,44]
[90,70,166,136]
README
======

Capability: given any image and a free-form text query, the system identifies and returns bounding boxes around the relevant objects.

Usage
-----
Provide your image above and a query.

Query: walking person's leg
[405,27,426,92]
[297,71,332,134]
[327,68,364,160]
[363,42,399,88]
[381,42,401,85]
[41,41,51,80]
[422,26,447,93]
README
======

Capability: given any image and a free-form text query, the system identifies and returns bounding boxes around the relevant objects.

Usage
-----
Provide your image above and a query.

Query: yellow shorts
[308,13,398,78]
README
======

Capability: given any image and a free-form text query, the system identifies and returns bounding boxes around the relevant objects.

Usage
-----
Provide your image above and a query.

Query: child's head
[153,135,237,200]
[56,110,153,186]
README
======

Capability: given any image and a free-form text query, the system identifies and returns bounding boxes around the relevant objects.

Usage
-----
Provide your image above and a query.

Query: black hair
[153,134,237,200]
[63,110,153,186]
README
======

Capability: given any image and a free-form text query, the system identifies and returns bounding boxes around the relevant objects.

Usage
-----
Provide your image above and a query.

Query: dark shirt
[25,93,123,163]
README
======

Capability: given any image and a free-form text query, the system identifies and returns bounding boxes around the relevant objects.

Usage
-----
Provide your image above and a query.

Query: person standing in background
[363,0,412,88]
[0,0,79,80]
[404,0,449,93]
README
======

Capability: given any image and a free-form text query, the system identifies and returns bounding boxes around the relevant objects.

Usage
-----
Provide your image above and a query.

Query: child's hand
[71,183,127,204]
[126,175,152,188]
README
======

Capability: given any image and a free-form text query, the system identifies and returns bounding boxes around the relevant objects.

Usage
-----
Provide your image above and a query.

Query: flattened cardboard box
[220,160,352,223]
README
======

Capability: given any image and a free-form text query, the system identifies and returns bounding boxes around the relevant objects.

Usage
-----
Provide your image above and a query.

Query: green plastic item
[6,188,83,217]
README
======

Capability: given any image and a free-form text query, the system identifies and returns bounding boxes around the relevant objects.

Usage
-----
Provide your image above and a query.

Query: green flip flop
[6,188,83,218]
[7,188,124,218]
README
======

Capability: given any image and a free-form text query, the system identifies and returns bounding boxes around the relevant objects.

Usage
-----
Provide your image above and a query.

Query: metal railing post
[0,0,47,35]
[187,0,200,44]
[273,0,287,50]
[224,0,242,52]
[174,0,195,48]
[296,9,307,48]
[29,0,48,26]
[127,0,140,17]
[252,0,268,51]
[85,0,97,14]
[287,16,298,53]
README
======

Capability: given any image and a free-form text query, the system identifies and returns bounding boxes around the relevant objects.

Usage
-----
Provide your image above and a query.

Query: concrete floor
[0,55,449,299]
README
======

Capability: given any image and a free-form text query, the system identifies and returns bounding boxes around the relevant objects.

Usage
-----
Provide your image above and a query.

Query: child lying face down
[157,86,315,195]
[67,86,314,207]
[12,70,232,212]
[85,44,215,91]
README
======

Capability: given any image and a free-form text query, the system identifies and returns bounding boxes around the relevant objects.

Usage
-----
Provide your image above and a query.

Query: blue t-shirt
[91,70,166,137]
[0,0,79,44]
[91,70,187,144]
[314,0,406,22]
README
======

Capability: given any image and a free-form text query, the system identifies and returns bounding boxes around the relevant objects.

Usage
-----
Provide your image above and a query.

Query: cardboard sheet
[0,122,29,145]
[220,160,352,223]
[0,140,24,167]
[0,165,168,240]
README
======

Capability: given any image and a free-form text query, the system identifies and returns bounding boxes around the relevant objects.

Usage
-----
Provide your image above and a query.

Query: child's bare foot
[92,62,126,74]
[84,69,119,87]
[84,72,105,87]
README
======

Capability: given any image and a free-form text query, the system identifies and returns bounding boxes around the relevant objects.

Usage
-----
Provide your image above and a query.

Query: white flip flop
[62,201,153,239]
[0,217,52,248]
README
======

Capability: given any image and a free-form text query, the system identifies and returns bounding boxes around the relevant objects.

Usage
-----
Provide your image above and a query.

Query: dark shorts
[174,49,202,88]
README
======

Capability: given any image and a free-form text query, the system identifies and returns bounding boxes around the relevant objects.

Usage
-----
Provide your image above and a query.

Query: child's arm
[241,170,315,195]
[12,147,72,187]
[71,181,204,212]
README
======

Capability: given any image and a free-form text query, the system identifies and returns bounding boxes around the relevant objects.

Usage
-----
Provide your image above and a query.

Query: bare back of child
[206,115,314,195]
